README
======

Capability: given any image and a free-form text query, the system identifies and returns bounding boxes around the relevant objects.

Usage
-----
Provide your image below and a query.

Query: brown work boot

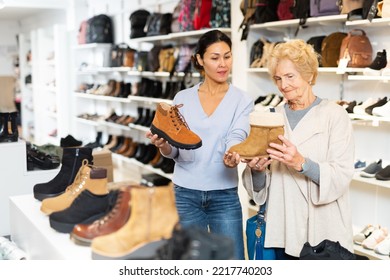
[70,185,132,246]
[150,102,202,150]
[91,184,179,259]
[40,159,108,215]
[228,111,284,159]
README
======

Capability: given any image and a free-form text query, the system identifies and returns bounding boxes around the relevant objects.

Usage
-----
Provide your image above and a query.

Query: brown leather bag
[339,29,373,68]
[321,32,347,67]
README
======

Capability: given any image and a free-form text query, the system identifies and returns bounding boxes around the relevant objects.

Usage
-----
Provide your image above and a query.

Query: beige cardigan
[242,100,355,257]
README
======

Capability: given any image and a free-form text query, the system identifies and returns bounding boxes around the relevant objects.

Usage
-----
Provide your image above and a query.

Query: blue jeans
[174,185,245,260]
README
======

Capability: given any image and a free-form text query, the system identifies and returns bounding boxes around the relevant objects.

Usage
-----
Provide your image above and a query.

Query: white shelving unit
[30,24,71,146]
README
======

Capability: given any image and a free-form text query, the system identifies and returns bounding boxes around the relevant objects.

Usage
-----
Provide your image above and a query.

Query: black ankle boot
[0,112,19,143]
[33,147,93,201]
[369,49,387,70]
[60,134,82,148]
[49,189,118,233]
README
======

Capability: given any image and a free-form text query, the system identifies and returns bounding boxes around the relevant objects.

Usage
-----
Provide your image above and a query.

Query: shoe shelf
[75,92,173,105]
[353,244,389,260]
[76,67,202,79]
[352,173,390,190]
[349,114,390,124]
[347,75,390,82]
[112,153,172,180]
[74,117,100,127]
[75,117,151,133]
[352,225,389,260]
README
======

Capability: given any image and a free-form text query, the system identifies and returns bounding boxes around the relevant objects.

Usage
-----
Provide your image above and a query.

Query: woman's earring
[308,81,312,85]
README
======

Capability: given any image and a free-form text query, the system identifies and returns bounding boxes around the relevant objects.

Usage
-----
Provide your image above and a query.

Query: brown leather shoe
[70,185,132,246]
[150,102,202,150]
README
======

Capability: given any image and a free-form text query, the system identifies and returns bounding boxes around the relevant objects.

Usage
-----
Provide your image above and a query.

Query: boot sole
[69,233,93,247]
[91,239,167,260]
[49,212,106,233]
[150,125,202,150]
[33,191,65,202]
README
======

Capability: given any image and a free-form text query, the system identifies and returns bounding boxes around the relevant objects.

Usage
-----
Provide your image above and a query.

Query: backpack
[145,13,173,36]
[339,29,373,68]
[178,0,196,32]
[210,0,231,28]
[310,0,340,17]
[129,9,151,38]
[193,0,212,30]
[321,32,347,67]
[290,0,310,19]
[86,14,114,43]
[239,0,279,41]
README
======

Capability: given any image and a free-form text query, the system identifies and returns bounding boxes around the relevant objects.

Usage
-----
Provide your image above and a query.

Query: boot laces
[94,191,121,227]
[65,159,90,196]
[169,104,190,131]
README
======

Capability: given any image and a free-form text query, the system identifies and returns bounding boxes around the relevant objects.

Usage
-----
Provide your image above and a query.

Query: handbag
[246,203,276,260]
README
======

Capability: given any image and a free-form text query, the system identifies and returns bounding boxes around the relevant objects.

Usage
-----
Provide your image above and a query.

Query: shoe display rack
[244,15,390,260]
[0,140,60,236]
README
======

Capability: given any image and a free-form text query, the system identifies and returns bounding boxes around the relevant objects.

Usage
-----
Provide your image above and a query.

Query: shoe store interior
[0,0,390,261]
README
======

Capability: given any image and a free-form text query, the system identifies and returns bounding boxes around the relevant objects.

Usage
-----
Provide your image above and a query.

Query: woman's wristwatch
[298,158,307,173]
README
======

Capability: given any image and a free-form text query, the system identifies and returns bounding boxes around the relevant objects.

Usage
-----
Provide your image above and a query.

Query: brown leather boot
[70,185,132,246]
[150,102,202,150]
[91,184,179,259]
[40,159,108,215]
[228,111,284,159]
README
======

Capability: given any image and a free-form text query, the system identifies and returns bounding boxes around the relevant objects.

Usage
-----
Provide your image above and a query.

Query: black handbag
[145,13,173,36]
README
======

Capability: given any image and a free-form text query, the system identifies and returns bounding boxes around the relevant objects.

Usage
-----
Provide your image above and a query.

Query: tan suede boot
[91,184,179,260]
[228,111,284,159]
[40,159,108,215]
[150,102,202,150]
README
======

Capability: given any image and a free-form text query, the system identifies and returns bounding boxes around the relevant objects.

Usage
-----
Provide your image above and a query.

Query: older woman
[242,39,355,259]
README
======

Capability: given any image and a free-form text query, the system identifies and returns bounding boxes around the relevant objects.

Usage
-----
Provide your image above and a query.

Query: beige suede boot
[150,102,202,150]
[228,111,284,159]
[91,184,179,260]
[40,159,108,215]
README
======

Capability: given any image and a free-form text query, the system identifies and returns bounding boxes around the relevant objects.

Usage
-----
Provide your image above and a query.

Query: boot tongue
[66,164,91,193]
